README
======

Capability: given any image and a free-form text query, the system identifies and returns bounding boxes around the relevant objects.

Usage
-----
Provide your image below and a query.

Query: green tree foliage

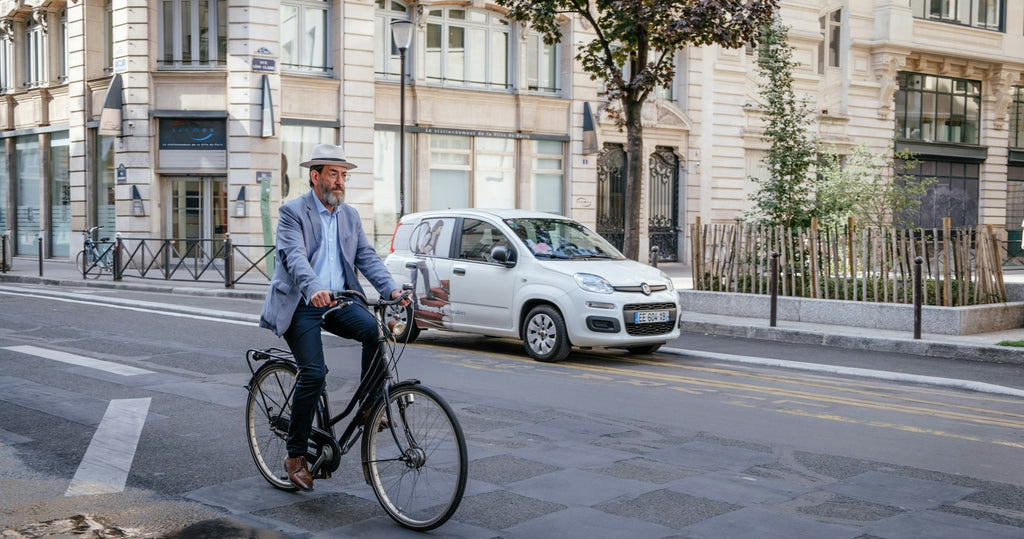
[814,144,937,229]
[496,0,778,260]
[747,19,818,229]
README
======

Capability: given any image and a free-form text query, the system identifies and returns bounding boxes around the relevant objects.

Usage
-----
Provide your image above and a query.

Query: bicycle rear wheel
[362,384,467,531]
[245,361,302,491]
[75,249,101,279]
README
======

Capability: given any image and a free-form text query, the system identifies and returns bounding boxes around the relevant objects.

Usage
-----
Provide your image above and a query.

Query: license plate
[634,311,670,324]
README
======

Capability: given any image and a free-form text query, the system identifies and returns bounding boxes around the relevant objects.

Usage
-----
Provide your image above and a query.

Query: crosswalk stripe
[3,345,154,376]
[65,398,151,497]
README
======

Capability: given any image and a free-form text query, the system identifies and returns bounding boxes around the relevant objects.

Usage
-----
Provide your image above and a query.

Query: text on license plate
[634,311,670,324]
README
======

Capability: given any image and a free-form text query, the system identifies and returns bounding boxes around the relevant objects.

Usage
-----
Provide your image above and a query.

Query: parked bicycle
[76,226,114,279]
[244,287,467,531]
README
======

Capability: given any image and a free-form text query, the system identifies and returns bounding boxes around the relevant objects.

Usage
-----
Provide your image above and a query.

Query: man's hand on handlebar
[310,289,335,308]
[391,288,411,307]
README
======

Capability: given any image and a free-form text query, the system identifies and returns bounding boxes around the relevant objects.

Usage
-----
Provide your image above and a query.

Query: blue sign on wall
[252,58,276,73]
[158,119,227,150]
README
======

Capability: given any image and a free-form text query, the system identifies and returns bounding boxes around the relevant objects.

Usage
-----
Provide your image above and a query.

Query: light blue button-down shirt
[312,195,345,293]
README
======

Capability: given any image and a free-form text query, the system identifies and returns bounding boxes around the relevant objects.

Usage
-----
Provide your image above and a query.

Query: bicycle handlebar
[328,284,413,308]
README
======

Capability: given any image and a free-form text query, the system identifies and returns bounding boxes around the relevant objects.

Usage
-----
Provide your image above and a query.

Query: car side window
[459,219,510,263]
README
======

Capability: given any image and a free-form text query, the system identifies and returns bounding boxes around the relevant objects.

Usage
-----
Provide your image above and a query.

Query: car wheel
[625,344,662,355]
[522,305,570,362]
[383,303,421,343]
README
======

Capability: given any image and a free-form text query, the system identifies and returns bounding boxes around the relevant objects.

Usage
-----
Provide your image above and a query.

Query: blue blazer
[259,191,398,337]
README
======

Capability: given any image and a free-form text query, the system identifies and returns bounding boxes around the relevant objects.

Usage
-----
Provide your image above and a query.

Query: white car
[382,209,681,362]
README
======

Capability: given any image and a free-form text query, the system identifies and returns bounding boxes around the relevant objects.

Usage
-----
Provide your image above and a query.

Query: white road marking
[65,398,151,496]
[3,345,154,376]
[0,286,259,326]
[661,347,1024,398]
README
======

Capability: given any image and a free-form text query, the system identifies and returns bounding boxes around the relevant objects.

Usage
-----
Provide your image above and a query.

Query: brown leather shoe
[285,456,313,491]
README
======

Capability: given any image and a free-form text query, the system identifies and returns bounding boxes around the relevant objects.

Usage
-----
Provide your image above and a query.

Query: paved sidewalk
[3,256,1024,363]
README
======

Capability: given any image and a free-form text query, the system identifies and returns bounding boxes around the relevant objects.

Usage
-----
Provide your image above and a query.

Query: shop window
[375,0,409,80]
[159,0,228,68]
[910,0,1003,31]
[530,140,564,213]
[50,132,70,257]
[95,133,117,235]
[895,72,981,145]
[281,0,330,74]
[425,7,508,89]
[900,159,979,228]
[280,123,336,204]
[15,135,40,256]
[372,128,412,254]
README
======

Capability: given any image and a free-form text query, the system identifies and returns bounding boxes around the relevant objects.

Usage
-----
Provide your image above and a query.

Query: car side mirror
[491,245,516,267]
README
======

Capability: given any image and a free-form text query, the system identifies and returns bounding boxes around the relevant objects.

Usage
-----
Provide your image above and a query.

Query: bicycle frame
[245,288,416,480]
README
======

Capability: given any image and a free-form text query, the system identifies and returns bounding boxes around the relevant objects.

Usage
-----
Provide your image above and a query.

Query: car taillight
[389,221,402,252]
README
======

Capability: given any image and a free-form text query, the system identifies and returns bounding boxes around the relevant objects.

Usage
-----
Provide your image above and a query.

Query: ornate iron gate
[649,147,679,262]
[597,143,626,250]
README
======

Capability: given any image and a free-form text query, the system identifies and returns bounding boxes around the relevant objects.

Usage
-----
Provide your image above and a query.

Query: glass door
[168,176,227,261]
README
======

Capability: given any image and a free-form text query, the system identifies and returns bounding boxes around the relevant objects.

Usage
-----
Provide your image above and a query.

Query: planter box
[678,289,1024,336]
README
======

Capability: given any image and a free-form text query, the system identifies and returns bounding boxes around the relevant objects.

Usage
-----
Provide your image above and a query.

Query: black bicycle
[76,226,114,279]
[244,287,467,531]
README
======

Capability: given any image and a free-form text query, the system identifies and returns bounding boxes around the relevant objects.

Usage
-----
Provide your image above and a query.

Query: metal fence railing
[108,235,274,288]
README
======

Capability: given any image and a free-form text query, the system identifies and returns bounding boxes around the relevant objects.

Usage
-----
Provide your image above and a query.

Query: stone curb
[680,320,1024,365]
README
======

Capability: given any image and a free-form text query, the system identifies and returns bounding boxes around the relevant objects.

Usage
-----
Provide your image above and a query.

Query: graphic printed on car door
[406,218,455,330]
[450,219,517,332]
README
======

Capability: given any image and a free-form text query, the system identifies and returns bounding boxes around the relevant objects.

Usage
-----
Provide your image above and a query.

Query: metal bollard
[1,231,7,273]
[649,245,659,268]
[224,234,234,288]
[913,256,922,340]
[113,233,123,281]
[38,233,43,277]
[770,251,779,327]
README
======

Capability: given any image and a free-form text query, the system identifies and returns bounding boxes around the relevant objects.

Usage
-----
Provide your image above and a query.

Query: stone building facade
[0,0,1022,266]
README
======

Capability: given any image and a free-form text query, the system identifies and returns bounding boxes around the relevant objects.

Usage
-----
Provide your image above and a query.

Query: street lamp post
[391,19,414,218]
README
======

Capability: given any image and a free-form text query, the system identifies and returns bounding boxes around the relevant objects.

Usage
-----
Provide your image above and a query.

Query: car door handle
[453,267,466,275]
[405,262,418,269]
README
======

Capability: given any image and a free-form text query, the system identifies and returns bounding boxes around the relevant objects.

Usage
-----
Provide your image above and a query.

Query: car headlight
[661,271,674,291]
[573,273,614,294]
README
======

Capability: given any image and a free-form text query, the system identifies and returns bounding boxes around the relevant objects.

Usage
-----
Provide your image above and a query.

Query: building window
[526,33,558,93]
[425,7,509,89]
[25,16,45,88]
[818,8,841,73]
[530,140,564,213]
[159,0,227,68]
[910,0,1003,31]
[281,0,331,74]
[1011,86,1024,149]
[895,72,981,145]
[373,128,412,253]
[429,135,472,208]
[50,132,70,257]
[104,0,113,72]
[0,31,11,92]
[58,9,68,82]
[375,0,409,80]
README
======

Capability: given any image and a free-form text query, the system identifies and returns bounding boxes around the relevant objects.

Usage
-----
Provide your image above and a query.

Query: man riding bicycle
[259,143,408,491]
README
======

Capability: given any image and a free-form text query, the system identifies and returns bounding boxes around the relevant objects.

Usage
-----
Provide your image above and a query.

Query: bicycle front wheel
[363,384,467,531]
[245,361,301,491]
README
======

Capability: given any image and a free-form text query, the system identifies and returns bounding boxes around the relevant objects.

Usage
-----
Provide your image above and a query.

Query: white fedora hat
[299,143,359,169]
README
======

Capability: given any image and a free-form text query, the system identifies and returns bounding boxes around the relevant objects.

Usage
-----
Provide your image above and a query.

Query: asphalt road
[2,284,1023,538]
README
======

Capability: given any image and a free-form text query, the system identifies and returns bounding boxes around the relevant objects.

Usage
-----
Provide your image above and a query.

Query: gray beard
[320,185,344,207]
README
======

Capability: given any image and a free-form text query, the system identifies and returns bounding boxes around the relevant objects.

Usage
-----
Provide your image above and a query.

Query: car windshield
[504,218,625,260]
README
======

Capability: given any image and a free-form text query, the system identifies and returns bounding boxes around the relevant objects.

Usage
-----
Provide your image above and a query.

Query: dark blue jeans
[283,300,380,458]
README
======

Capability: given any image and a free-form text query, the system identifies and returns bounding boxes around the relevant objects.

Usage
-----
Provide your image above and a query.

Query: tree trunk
[622,97,644,261]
